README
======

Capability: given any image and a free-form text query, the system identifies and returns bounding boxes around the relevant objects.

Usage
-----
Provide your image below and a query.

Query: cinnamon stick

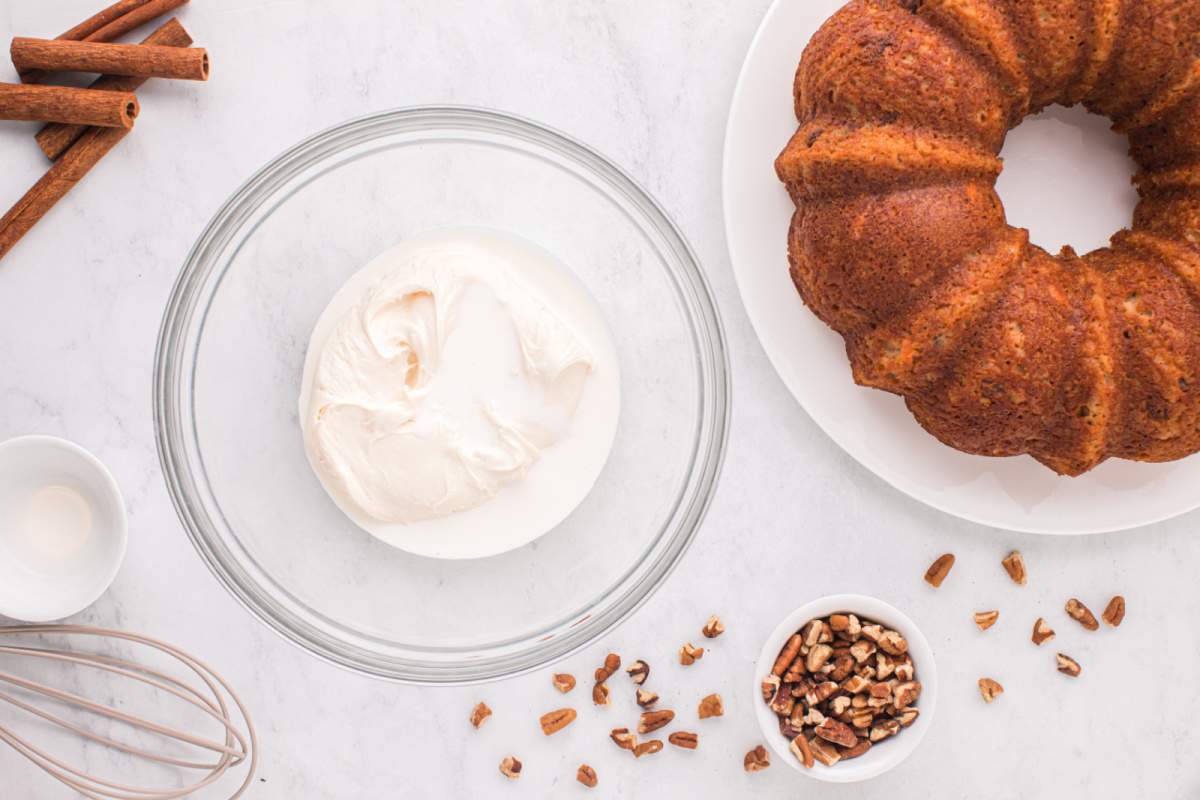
[0,83,138,128]
[58,0,155,41]
[21,0,190,83]
[12,38,209,82]
[36,18,192,161]
[0,126,130,264]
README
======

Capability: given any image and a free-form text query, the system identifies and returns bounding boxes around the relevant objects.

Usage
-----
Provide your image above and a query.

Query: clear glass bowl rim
[153,105,731,684]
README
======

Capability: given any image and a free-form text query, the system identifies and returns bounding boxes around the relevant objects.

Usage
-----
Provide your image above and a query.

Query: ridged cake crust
[776,0,1200,475]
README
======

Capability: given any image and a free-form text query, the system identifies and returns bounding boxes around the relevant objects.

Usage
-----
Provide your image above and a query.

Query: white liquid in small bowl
[0,436,127,622]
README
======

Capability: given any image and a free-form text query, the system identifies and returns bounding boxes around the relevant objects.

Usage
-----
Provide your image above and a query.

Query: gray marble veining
[1,1,1197,797]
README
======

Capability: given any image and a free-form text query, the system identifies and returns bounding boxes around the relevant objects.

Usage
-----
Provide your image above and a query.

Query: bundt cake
[775,0,1200,476]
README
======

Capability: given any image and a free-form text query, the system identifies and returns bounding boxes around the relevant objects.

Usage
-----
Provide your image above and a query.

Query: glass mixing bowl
[154,107,730,683]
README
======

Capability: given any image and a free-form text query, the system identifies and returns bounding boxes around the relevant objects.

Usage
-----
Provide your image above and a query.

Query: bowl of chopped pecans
[753,595,938,783]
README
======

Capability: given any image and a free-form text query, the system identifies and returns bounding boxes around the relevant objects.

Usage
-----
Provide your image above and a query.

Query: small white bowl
[753,594,938,783]
[0,436,127,622]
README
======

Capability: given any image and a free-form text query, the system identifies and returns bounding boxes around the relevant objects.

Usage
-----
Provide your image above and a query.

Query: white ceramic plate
[723,0,1200,534]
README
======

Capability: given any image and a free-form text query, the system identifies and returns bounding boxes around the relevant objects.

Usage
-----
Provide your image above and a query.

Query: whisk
[0,624,257,799]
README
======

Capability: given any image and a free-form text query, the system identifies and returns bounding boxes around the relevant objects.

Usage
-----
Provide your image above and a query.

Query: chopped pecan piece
[978,678,1004,703]
[625,659,650,685]
[924,553,956,588]
[591,682,610,706]
[552,673,576,693]
[974,610,1000,631]
[815,718,858,748]
[638,709,675,734]
[877,630,908,656]
[1032,617,1056,645]
[636,688,659,708]
[893,681,921,708]
[576,764,597,788]
[1065,598,1099,631]
[772,634,804,677]
[1056,653,1082,677]
[669,731,699,749]
[849,639,876,664]
[860,624,884,642]
[800,619,824,647]
[743,744,770,772]
[830,654,855,682]
[1102,596,1125,628]
[539,708,577,735]
[702,615,725,638]
[679,642,704,666]
[840,739,872,760]
[809,737,841,766]
[790,734,814,768]
[1001,550,1027,585]
[698,693,724,719]
[870,718,901,742]
[806,643,834,672]
[634,739,663,758]
[897,707,919,727]
[761,673,780,703]
[469,702,492,729]
[609,727,636,751]
[499,756,522,779]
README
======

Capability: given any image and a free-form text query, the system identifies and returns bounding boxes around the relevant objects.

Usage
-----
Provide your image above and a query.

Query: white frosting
[299,229,620,557]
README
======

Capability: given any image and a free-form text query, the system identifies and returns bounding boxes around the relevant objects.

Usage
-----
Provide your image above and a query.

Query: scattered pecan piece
[978,678,1004,703]
[593,652,621,682]
[668,731,699,750]
[1056,653,1082,677]
[636,688,659,708]
[743,744,770,772]
[924,553,955,588]
[702,615,725,638]
[576,764,597,788]
[1032,617,1055,645]
[1102,595,1125,628]
[610,727,636,751]
[638,709,675,734]
[499,756,522,780]
[592,682,610,706]
[539,708,577,736]
[634,739,663,758]
[552,673,576,693]
[974,610,1000,631]
[1001,551,1027,585]
[469,702,492,729]
[789,734,814,768]
[1065,598,1099,631]
[679,642,705,665]
[698,693,724,719]
[625,660,650,684]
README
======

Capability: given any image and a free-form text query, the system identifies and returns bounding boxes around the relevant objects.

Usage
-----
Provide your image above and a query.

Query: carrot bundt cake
[776,0,1200,476]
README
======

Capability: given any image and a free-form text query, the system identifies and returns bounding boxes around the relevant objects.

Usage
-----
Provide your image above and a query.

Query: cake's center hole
[996,104,1139,255]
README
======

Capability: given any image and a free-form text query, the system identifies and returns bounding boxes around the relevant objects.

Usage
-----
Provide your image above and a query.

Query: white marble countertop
[1,1,1197,797]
